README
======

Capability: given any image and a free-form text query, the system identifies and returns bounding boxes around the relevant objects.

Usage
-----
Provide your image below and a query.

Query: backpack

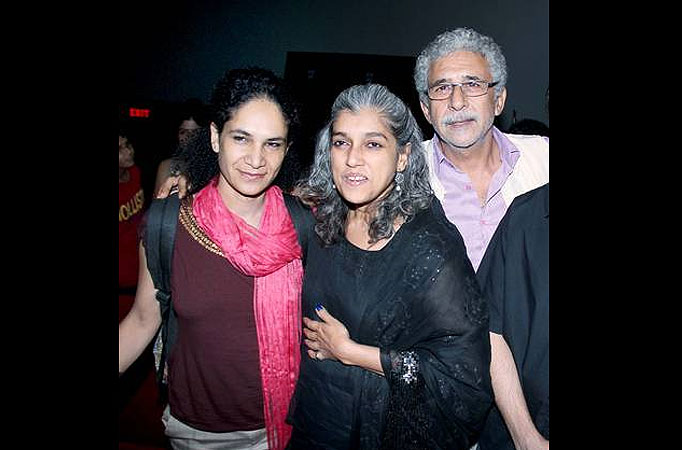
[145,192,308,397]
[144,193,181,398]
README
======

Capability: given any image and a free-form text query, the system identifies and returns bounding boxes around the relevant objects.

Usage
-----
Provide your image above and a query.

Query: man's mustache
[442,113,477,126]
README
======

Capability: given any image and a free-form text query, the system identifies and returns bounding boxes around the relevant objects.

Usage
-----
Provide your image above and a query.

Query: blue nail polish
[315,303,323,311]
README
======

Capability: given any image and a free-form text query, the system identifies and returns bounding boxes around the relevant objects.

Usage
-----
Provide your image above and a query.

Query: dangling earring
[394,171,404,192]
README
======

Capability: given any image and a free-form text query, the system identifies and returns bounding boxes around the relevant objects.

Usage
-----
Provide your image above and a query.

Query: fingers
[303,322,325,361]
[303,316,318,329]
[307,349,325,360]
[155,184,168,199]
[303,318,320,352]
[302,327,318,340]
[304,333,326,362]
[155,175,180,199]
[178,176,189,199]
[314,304,346,335]
[314,304,338,326]
[314,303,328,320]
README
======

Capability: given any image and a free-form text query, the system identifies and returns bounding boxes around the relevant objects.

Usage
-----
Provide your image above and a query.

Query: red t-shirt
[119,165,145,288]
[167,218,264,432]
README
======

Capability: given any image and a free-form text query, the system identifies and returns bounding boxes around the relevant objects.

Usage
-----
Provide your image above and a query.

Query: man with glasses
[414,28,549,450]
[415,27,549,272]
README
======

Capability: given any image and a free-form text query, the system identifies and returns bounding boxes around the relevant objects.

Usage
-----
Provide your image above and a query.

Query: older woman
[285,84,492,449]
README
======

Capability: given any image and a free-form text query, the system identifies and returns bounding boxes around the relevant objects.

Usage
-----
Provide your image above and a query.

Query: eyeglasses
[427,80,499,100]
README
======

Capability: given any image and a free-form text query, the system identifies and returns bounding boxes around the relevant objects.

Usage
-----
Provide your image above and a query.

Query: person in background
[119,67,303,450]
[285,83,492,449]
[119,130,145,290]
[413,27,549,272]
[118,130,168,448]
[476,183,549,450]
[154,99,209,196]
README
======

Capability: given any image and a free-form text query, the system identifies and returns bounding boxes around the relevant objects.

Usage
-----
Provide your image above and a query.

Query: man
[119,130,168,447]
[413,28,549,449]
[414,27,549,272]
[476,184,549,450]
[119,131,145,289]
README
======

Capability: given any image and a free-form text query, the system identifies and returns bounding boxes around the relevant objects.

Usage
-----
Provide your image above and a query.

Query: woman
[285,84,493,449]
[153,98,207,196]
[119,67,303,450]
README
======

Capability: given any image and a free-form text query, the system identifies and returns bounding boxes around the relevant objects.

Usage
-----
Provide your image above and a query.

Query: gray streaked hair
[296,83,432,246]
[414,27,507,105]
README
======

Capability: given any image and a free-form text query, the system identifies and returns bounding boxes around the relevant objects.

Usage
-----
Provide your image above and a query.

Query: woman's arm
[379,255,492,448]
[118,243,163,373]
[153,158,174,197]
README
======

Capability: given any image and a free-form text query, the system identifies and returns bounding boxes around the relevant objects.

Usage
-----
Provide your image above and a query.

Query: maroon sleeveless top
[167,216,264,432]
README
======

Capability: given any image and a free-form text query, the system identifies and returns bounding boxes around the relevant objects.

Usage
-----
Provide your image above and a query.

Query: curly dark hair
[175,67,300,194]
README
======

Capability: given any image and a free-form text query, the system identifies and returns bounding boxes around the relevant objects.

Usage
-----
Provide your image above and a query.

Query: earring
[394,171,404,192]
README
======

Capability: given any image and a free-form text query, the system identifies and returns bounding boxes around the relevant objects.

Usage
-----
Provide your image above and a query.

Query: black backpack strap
[145,193,180,302]
[144,193,181,392]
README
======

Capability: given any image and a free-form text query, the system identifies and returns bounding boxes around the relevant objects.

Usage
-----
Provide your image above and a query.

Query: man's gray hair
[414,27,507,105]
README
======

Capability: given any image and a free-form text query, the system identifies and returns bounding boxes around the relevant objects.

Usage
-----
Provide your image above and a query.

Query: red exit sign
[129,107,151,118]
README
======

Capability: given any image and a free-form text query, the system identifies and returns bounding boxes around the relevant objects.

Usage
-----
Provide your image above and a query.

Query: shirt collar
[492,127,520,173]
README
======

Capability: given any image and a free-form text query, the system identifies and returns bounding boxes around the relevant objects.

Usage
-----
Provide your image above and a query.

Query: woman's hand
[303,304,385,375]
[156,174,190,199]
[303,304,353,363]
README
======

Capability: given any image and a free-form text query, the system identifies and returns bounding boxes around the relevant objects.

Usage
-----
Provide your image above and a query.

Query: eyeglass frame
[426,80,499,100]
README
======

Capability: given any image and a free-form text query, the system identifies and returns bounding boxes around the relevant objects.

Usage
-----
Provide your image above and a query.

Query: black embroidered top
[286,198,493,449]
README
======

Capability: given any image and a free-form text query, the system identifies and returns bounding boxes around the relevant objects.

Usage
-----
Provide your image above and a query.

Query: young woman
[285,84,493,449]
[119,68,302,450]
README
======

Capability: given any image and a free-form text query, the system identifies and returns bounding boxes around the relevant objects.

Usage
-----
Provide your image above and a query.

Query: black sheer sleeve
[379,229,493,449]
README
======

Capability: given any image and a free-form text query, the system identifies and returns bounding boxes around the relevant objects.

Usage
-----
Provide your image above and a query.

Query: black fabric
[476,183,549,449]
[282,193,315,265]
[287,198,493,450]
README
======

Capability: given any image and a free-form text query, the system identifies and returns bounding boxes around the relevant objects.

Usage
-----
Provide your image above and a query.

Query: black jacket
[476,183,550,449]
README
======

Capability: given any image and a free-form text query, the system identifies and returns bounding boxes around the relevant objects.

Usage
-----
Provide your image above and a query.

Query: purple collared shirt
[433,127,521,271]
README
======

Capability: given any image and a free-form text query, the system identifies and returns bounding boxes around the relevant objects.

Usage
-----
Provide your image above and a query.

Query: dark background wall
[119,0,548,196]
[120,0,548,124]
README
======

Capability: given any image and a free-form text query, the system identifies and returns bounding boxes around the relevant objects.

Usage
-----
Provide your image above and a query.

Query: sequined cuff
[385,349,420,386]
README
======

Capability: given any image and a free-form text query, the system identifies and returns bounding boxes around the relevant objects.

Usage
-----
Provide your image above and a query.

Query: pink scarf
[192,178,303,449]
